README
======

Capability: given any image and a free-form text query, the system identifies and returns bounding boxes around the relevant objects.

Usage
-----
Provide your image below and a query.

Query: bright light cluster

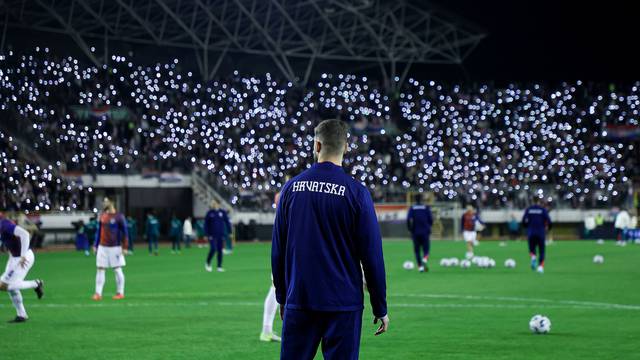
[0,130,88,212]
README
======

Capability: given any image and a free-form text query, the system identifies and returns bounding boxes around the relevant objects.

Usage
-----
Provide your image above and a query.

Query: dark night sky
[423,1,640,80]
[3,1,639,81]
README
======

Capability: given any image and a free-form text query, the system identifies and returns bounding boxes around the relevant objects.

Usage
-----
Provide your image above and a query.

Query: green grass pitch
[2,239,639,359]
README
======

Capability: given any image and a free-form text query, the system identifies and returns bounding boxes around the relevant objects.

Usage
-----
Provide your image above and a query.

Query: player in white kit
[0,213,44,323]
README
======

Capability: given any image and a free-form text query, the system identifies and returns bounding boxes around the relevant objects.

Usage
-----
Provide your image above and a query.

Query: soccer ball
[504,259,517,268]
[596,239,605,245]
[460,259,471,268]
[440,258,451,267]
[487,258,496,268]
[593,255,604,264]
[449,257,460,266]
[529,315,551,334]
[475,256,490,268]
[403,261,415,270]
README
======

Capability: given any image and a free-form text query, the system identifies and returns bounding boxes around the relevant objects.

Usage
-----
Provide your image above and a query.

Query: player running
[272,119,388,359]
[522,198,552,274]
[406,194,433,272]
[204,200,231,272]
[0,213,44,323]
[92,198,129,300]
[461,205,483,259]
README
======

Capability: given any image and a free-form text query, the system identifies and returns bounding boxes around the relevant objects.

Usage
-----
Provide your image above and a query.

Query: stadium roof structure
[0,0,485,87]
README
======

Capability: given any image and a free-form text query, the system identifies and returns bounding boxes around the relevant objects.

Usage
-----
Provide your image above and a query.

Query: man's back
[272,161,386,316]
[407,205,433,235]
[522,205,551,236]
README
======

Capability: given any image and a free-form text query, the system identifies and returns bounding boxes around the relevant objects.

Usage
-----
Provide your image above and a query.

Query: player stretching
[92,198,129,300]
[0,213,44,323]
[461,205,483,259]
[406,194,433,272]
[522,198,552,274]
[204,200,231,272]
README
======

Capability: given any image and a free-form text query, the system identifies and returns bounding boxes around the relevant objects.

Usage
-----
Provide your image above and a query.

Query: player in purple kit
[0,213,44,323]
[92,198,129,300]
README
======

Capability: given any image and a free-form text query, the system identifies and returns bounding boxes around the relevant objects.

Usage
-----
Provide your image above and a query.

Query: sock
[262,286,278,334]
[9,290,27,318]
[95,269,106,296]
[7,280,38,291]
[530,253,536,260]
[114,268,125,295]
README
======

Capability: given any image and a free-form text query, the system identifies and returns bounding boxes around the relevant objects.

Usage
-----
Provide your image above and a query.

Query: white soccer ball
[471,256,481,265]
[403,260,415,270]
[593,255,604,264]
[460,259,471,268]
[449,257,460,266]
[475,256,490,268]
[504,259,517,268]
[596,239,605,245]
[440,258,451,267]
[529,315,551,334]
[487,258,496,268]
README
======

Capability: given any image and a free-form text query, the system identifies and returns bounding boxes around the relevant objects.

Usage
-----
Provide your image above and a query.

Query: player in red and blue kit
[92,198,129,300]
[522,198,552,274]
[0,213,44,323]
[272,120,388,360]
[204,200,231,272]
[407,195,433,272]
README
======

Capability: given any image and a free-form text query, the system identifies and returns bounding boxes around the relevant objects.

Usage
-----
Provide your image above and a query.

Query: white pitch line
[393,294,640,311]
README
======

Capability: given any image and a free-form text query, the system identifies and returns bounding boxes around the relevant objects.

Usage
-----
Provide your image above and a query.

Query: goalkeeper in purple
[272,119,388,360]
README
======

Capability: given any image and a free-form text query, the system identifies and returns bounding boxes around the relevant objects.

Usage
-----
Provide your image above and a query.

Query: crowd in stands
[1,48,638,211]
[0,129,88,212]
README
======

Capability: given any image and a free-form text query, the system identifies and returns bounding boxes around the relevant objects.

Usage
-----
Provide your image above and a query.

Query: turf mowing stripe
[1,301,638,311]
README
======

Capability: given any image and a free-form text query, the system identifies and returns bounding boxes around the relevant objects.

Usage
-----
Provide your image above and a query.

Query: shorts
[463,230,477,243]
[96,245,126,268]
[1,250,35,285]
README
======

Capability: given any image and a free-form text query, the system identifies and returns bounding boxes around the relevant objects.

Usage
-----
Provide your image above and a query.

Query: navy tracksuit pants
[281,308,363,360]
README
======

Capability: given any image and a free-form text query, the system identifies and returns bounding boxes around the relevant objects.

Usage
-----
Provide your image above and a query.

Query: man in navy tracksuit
[406,195,433,272]
[522,198,552,274]
[204,200,231,272]
[272,119,388,360]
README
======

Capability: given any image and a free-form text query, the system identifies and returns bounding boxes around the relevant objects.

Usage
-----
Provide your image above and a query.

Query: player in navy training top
[0,213,44,323]
[272,119,388,360]
[522,198,552,273]
[204,199,231,272]
[407,194,433,272]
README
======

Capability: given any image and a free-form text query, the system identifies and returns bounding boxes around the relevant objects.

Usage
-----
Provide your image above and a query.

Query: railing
[191,170,232,210]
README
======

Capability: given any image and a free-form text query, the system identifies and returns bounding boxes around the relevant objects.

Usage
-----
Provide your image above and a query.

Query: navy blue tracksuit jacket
[204,208,231,239]
[271,161,388,318]
[407,205,433,236]
[521,205,552,238]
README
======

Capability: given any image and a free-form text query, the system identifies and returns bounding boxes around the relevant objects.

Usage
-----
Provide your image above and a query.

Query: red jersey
[95,212,129,248]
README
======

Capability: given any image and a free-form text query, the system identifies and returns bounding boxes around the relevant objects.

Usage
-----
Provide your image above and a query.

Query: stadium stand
[1,49,638,211]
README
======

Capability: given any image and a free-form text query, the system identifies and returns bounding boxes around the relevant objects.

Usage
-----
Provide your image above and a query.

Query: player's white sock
[7,280,38,291]
[114,268,125,295]
[95,269,106,296]
[8,290,27,318]
[262,286,278,334]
